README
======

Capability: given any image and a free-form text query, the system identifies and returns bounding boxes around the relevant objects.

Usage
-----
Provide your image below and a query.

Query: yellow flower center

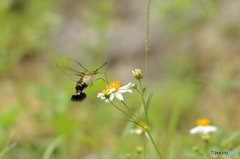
[137,125,145,131]
[196,118,210,126]
[202,134,210,141]
[106,81,120,92]
[132,69,143,80]
[133,70,142,77]
[137,123,149,131]
[101,89,110,95]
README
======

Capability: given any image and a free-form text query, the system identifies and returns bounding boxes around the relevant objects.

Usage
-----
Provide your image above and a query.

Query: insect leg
[96,72,108,83]
[94,77,108,83]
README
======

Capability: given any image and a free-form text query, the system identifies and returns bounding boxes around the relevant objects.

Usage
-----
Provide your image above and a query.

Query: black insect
[57,59,107,102]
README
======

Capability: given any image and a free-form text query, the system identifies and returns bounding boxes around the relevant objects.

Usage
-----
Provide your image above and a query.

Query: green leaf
[79,134,103,159]
[42,135,66,159]
[220,129,240,149]
[142,87,147,94]
[146,90,155,112]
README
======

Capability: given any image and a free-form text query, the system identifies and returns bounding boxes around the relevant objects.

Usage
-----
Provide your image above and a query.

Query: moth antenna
[95,62,107,71]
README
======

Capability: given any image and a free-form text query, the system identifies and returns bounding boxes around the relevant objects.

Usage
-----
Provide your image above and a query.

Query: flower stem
[137,79,149,125]
[136,87,143,96]
[109,100,136,122]
[145,0,151,84]
[138,79,143,93]
[121,101,140,122]
[145,129,164,159]
[142,97,149,125]
[203,139,210,159]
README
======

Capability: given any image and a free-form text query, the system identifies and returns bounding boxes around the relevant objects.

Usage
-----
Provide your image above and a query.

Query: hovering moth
[57,58,107,102]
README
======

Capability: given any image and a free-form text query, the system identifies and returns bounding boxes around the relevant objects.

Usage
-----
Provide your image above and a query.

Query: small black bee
[57,59,107,102]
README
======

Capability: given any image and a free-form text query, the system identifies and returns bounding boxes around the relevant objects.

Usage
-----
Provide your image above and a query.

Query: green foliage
[146,90,155,112]
[0,0,57,72]
[42,135,66,159]
[0,107,20,128]
[0,0,239,158]
[220,129,240,150]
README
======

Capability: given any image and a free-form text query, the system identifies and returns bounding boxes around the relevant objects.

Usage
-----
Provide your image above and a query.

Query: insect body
[57,59,107,102]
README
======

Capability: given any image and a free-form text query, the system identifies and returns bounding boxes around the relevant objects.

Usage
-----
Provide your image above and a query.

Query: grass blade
[146,90,155,112]
[42,135,65,159]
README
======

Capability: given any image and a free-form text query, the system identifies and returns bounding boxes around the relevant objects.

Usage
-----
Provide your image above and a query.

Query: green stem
[145,0,151,84]
[138,79,143,92]
[142,97,149,125]
[203,139,210,159]
[137,80,149,125]
[145,129,164,159]
[109,100,136,122]
[135,90,149,125]
[136,88,143,96]
[121,101,140,122]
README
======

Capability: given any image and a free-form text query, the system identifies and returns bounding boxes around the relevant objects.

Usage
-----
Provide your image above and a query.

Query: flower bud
[136,146,144,154]
[132,69,142,80]
[131,83,137,89]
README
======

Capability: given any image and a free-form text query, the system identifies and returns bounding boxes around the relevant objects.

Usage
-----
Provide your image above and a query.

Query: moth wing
[67,58,88,73]
[56,63,84,82]
[68,75,83,82]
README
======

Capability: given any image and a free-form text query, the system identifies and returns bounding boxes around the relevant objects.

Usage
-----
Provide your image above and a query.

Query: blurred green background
[0,0,240,158]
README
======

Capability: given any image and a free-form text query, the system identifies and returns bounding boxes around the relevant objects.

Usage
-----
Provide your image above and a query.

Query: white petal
[202,125,217,134]
[118,89,132,93]
[97,93,103,98]
[108,88,116,94]
[105,99,110,103]
[130,129,144,134]
[190,125,217,134]
[100,96,106,100]
[105,94,114,103]
[115,92,123,101]
[120,82,131,89]
[97,93,106,100]
[109,94,115,101]
[190,126,202,134]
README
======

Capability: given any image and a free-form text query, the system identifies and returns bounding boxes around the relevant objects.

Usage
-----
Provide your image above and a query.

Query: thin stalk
[164,104,180,159]
[109,100,136,122]
[145,129,164,159]
[121,101,140,122]
[137,80,149,125]
[0,142,17,157]
[135,87,143,96]
[145,0,151,84]
[142,97,149,125]
[203,140,210,159]
[138,79,143,93]
[136,89,149,125]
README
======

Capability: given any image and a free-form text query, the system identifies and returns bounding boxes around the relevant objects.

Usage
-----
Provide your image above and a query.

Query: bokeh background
[0,0,240,158]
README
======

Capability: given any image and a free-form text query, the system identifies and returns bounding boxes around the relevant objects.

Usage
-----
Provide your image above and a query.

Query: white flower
[130,128,144,135]
[190,118,217,135]
[97,81,132,103]
[190,125,217,134]
[97,90,110,102]
[130,123,149,138]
